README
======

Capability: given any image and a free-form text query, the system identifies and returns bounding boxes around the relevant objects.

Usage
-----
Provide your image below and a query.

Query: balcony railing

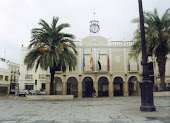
[10,79,17,82]
[39,74,46,79]
[25,74,33,79]
[111,41,135,46]
[83,65,108,73]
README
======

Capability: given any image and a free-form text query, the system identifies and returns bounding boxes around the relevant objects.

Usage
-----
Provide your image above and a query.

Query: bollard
[21,95,23,99]
[12,96,14,99]
[6,95,9,98]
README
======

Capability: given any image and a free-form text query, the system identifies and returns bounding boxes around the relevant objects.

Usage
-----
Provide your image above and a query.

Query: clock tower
[90,20,100,33]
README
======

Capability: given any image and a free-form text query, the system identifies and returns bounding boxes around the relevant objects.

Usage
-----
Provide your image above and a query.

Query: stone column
[62,82,67,95]
[113,82,114,97]
[93,81,98,98]
[109,82,113,97]
[45,75,50,95]
[53,82,56,95]
[123,81,129,96]
[8,85,10,94]
[78,82,82,98]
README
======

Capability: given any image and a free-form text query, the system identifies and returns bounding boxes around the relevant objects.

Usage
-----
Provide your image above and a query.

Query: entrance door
[67,83,71,95]
[85,81,93,97]
[0,87,8,95]
[82,76,93,97]
[113,77,123,96]
[128,76,138,96]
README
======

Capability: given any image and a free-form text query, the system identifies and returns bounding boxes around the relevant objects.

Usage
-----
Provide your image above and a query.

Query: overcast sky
[0,0,169,64]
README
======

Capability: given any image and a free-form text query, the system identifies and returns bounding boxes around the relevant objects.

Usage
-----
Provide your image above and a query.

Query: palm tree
[130,8,170,91]
[24,17,78,95]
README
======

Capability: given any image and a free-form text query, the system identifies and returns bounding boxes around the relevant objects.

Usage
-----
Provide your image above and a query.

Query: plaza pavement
[0,95,169,123]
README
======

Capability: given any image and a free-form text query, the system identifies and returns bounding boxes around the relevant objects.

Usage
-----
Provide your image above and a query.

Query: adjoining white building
[19,19,170,98]
[0,57,20,95]
[0,58,10,94]
[8,62,20,94]
[19,47,47,92]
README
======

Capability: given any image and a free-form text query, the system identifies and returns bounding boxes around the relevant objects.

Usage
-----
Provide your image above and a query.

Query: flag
[83,50,85,71]
[98,52,101,70]
[107,53,110,71]
[90,49,93,70]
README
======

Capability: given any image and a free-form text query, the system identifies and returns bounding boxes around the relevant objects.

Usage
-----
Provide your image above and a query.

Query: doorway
[98,77,109,97]
[67,77,78,97]
[82,76,93,97]
[113,77,123,96]
[128,76,138,96]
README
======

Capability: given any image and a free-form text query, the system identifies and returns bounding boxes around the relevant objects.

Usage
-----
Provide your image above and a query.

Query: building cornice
[77,46,132,48]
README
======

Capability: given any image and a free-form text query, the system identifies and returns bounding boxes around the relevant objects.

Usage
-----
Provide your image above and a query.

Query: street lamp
[138,0,156,111]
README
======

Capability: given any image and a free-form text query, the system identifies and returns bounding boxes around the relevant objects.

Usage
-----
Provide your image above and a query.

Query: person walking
[91,87,98,98]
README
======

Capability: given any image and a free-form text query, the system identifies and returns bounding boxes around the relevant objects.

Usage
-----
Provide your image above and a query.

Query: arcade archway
[82,76,93,97]
[98,77,109,97]
[54,76,62,95]
[128,76,138,96]
[67,77,78,97]
[113,77,123,96]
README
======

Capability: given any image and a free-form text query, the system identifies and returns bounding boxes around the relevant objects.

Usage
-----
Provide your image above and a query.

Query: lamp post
[138,0,156,111]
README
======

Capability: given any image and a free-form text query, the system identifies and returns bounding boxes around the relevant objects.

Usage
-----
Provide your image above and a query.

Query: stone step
[26,95,74,101]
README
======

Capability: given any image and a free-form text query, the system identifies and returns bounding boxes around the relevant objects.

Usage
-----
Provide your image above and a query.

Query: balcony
[25,74,33,80]
[128,64,139,72]
[83,65,109,73]
[39,74,46,79]
[111,41,135,46]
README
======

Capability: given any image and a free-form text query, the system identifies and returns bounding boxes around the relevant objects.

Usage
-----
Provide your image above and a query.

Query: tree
[130,9,170,91]
[24,17,77,95]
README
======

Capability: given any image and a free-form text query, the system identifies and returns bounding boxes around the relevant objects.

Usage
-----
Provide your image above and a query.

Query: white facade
[0,58,10,94]
[0,57,20,94]
[8,62,20,93]
[19,47,47,91]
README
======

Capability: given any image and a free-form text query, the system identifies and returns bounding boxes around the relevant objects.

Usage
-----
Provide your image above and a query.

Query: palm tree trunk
[50,68,55,95]
[157,55,166,91]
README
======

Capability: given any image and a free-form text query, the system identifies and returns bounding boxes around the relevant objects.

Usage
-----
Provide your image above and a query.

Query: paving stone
[17,120,35,123]
[0,96,169,122]
[1,121,19,123]
[34,120,54,123]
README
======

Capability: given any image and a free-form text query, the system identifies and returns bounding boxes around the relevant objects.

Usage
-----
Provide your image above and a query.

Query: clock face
[90,24,99,33]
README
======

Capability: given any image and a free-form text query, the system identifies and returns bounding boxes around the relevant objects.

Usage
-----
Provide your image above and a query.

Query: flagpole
[98,51,101,71]
[107,53,110,71]
[83,49,85,71]
[90,48,93,71]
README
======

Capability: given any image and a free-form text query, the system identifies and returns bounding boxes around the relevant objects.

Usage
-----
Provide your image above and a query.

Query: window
[14,76,16,82]
[128,55,138,71]
[39,74,46,79]
[25,74,33,79]
[0,75,3,81]
[11,67,13,73]
[5,76,8,81]
[115,56,120,63]
[42,83,46,90]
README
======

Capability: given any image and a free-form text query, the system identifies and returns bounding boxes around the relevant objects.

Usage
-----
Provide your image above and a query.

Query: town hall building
[19,19,170,98]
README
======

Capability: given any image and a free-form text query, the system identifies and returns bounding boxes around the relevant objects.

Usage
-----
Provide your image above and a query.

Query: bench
[153,91,170,96]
